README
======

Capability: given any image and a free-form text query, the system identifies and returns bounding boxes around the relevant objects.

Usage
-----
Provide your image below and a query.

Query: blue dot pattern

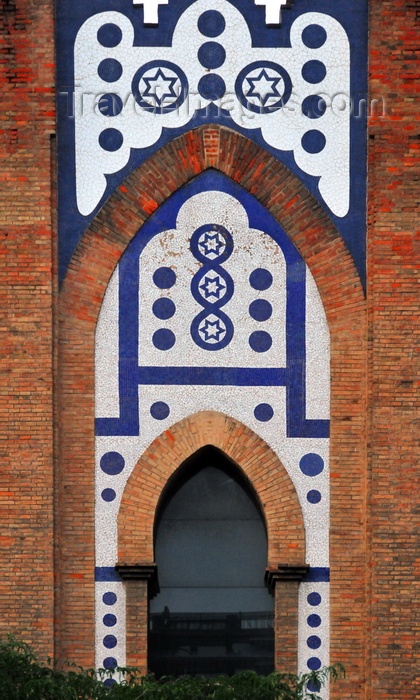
[99,129,123,152]
[302,95,326,119]
[198,42,226,69]
[249,330,272,353]
[249,299,272,322]
[198,10,226,37]
[101,488,116,502]
[254,404,274,422]
[307,614,321,628]
[103,657,118,670]
[302,24,327,49]
[301,130,326,154]
[150,401,170,420]
[302,60,327,84]
[97,23,122,48]
[153,267,176,289]
[98,58,123,82]
[307,635,321,649]
[307,592,322,606]
[103,592,117,605]
[98,93,123,117]
[307,657,322,671]
[198,74,226,100]
[153,328,175,350]
[103,614,117,627]
[299,453,324,477]
[249,268,273,291]
[100,452,125,476]
[103,635,117,649]
[152,298,175,320]
[307,489,322,504]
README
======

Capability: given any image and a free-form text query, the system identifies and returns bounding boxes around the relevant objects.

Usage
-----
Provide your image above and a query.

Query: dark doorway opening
[149,446,274,677]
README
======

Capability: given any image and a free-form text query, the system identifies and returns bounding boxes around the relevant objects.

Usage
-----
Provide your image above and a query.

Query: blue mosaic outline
[56,0,368,286]
[95,170,329,439]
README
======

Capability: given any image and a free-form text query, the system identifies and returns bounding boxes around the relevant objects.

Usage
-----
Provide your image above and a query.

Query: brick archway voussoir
[118,411,306,569]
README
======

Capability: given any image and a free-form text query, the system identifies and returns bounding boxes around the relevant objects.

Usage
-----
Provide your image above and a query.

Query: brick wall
[0,0,55,656]
[368,1,419,698]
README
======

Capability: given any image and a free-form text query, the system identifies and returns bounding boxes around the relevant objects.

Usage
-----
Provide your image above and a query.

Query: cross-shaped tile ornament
[133,0,169,25]
[254,0,291,25]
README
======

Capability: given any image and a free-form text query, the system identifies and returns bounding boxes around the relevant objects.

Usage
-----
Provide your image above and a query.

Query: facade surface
[0,0,418,698]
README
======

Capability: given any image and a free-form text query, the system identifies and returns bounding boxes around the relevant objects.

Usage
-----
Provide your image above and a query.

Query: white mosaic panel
[75,1,350,216]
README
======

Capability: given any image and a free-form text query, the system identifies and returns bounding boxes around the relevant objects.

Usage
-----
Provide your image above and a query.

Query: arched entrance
[117,411,307,673]
[149,445,274,676]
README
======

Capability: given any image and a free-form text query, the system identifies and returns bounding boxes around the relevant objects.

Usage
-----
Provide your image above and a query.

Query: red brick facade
[0,2,418,699]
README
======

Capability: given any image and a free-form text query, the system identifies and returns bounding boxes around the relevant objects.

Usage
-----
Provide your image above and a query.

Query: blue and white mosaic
[57,0,368,284]
[56,0,367,690]
[74,2,350,217]
[94,172,330,690]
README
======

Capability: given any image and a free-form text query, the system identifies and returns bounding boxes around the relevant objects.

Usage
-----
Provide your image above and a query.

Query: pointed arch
[118,411,306,568]
[57,125,367,672]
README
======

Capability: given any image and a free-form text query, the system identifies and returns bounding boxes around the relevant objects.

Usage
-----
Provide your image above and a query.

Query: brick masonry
[0,1,418,698]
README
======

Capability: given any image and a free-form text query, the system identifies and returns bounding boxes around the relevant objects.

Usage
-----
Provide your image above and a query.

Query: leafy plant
[0,636,344,699]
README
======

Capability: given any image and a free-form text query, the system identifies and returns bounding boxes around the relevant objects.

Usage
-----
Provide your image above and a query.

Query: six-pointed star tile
[199,274,226,300]
[245,69,283,105]
[198,232,225,257]
[143,68,178,106]
[200,317,226,342]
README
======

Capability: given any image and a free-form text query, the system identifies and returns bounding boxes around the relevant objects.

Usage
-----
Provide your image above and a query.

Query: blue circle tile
[302,94,327,119]
[307,635,321,649]
[249,268,273,291]
[150,401,170,420]
[100,452,125,476]
[98,58,123,83]
[99,128,123,152]
[103,614,117,627]
[153,329,175,350]
[302,60,326,84]
[249,299,272,322]
[301,130,326,154]
[103,592,117,606]
[101,488,116,502]
[249,331,272,353]
[103,635,117,649]
[198,42,226,69]
[302,24,327,49]
[198,74,226,101]
[307,657,322,671]
[97,23,122,48]
[307,592,322,606]
[152,297,175,320]
[307,679,321,693]
[104,679,117,687]
[98,93,123,117]
[307,614,321,628]
[198,10,226,37]
[153,267,176,289]
[254,403,274,422]
[307,489,322,504]
[103,657,118,670]
[299,453,324,477]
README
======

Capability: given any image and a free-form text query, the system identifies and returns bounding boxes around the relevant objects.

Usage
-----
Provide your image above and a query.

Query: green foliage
[0,637,344,700]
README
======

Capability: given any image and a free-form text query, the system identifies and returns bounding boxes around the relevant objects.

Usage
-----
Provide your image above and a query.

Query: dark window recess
[149,446,274,677]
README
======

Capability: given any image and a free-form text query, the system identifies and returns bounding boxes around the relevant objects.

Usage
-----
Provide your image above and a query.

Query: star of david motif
[198,232,226,260]
[199,273,226,301]
[245,69,283,106]
[198,316,226,343]
[143,68,179,106]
